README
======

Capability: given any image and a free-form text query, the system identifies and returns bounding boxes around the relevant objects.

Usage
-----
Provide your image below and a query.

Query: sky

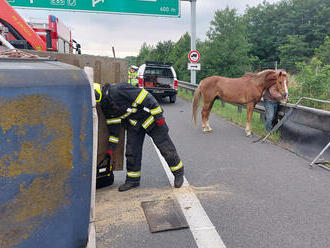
[16,0,280,58]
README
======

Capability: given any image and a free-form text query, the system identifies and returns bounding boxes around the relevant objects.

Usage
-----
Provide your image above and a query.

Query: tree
[135,43,153,66]
[245,0,330,69]
[245,2,282,67]
[199,7,253,81]
[148,40,174,63]
[279,35,313,72]
[296,58,330,105]
[315,36,330,65]
[168,33,191,82]
[125,56,137,67]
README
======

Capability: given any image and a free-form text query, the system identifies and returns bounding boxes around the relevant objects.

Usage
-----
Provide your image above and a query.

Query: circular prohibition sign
[188,50,200,63]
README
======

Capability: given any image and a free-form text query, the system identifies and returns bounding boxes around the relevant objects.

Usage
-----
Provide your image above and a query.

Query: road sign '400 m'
[7,0,180,17]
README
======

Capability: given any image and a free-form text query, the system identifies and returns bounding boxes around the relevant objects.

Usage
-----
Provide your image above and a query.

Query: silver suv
[137,61,178,103]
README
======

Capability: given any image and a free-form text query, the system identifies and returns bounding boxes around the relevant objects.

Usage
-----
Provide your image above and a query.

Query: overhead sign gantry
[7,0,180,17]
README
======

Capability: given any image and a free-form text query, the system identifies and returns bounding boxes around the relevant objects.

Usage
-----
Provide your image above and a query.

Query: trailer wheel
[169,95,176,103]
[96,171,114,189]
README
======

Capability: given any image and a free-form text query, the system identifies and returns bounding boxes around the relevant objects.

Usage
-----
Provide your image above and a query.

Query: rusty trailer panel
[0,58,93,248]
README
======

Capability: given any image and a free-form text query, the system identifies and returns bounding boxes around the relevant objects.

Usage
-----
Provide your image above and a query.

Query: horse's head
[275,70,289,103]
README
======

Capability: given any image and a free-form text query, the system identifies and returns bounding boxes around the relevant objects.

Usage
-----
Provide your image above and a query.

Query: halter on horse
[192,70,288,136]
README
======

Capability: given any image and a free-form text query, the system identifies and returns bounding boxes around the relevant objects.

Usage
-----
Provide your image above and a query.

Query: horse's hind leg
[245,102,255,136]
[206,97,217,132]
[201,98,215,132]
[201,106,209,132]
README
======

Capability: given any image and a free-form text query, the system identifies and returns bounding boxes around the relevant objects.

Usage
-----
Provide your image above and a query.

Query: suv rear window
[144,67,173,78]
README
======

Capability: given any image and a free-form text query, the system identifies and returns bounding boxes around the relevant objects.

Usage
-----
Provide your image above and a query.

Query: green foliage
[245,0,330,71]
[279,35,313,72]
[168,33,191,82]
[149,40,175,63]
[125,56,137,67]
[245,1,281,66]
[295,58,330,108]
[135,41,174,66]
[198,8,253,80]
[135,42,154,66]
[315,36,330,65]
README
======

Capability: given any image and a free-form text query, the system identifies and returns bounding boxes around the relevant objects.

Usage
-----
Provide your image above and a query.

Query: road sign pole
[190,0,197,84]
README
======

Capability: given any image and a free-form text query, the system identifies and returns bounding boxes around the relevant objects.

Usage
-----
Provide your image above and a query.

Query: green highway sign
[7,0,180,17]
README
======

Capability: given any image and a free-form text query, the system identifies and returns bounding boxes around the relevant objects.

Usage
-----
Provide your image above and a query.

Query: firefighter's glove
[156,118,165,127]
[105,149,113,165]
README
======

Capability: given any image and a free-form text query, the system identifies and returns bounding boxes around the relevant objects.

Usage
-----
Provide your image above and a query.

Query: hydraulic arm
[0,0,46,51]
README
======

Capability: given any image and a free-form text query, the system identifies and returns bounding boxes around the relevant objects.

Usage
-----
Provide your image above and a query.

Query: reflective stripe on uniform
[109,136,119,144]
[127,171,141,178]
[120,112,131,119]
[129,119,137,126]
[142,107,150,113]
[94,83,102,102]
[142,115,154,129]
[127,107,138,113]
[106,118,121,125]
[150,106,162,115]
[133,89,148,106]
[170,161,183,172]
[107,110,132,125]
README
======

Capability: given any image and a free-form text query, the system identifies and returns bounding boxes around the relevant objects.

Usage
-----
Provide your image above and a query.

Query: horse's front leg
[245,102,255,136]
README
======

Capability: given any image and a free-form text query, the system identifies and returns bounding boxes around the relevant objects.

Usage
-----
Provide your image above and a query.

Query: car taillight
[138,78,143,88]
[174,80,178,90]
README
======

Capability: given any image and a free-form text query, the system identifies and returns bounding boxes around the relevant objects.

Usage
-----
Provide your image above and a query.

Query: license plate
[153,90,164,93]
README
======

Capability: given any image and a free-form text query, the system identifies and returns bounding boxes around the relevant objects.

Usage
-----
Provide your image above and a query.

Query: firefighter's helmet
[94,83,102,103]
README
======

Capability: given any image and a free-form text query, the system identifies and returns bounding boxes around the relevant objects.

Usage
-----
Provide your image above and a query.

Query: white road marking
[152,142,227,248]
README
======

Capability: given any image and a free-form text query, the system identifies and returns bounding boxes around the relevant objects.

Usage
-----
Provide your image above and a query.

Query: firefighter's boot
[174,174,184,188]
[118,181,140,192]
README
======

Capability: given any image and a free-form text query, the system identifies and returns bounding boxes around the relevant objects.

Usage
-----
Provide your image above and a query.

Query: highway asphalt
[95,97,330,248]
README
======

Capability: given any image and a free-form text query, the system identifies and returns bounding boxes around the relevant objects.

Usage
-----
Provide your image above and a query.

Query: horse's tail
[192,82,202,127]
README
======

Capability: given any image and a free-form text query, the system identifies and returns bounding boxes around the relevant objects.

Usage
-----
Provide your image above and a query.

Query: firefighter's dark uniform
[94,82,184,189]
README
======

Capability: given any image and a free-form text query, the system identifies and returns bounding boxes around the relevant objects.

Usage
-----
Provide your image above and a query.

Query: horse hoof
[203,129,212,133]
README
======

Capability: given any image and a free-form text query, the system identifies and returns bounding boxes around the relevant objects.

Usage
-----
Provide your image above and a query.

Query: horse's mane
[242,69,277,85]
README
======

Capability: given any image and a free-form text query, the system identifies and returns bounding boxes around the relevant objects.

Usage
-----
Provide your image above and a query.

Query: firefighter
[94,82,184,192]
[128,65,139,86]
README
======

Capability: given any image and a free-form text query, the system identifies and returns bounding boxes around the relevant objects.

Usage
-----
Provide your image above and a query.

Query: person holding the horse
[263,82,289,132]
[94,82,184,191]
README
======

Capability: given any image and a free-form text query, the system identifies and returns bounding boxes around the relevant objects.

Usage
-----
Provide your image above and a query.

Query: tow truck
[0,0,81,53]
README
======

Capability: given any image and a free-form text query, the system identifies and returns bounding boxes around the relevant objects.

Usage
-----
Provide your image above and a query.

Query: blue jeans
[263,100,279,132]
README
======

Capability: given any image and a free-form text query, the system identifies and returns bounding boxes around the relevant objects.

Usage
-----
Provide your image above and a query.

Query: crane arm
[0,0,46,51]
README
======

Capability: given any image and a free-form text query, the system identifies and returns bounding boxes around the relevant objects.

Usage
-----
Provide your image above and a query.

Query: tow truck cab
[138,61,178,103]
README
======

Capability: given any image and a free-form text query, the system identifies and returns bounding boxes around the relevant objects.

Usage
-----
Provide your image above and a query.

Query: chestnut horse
[192,70,288,136]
